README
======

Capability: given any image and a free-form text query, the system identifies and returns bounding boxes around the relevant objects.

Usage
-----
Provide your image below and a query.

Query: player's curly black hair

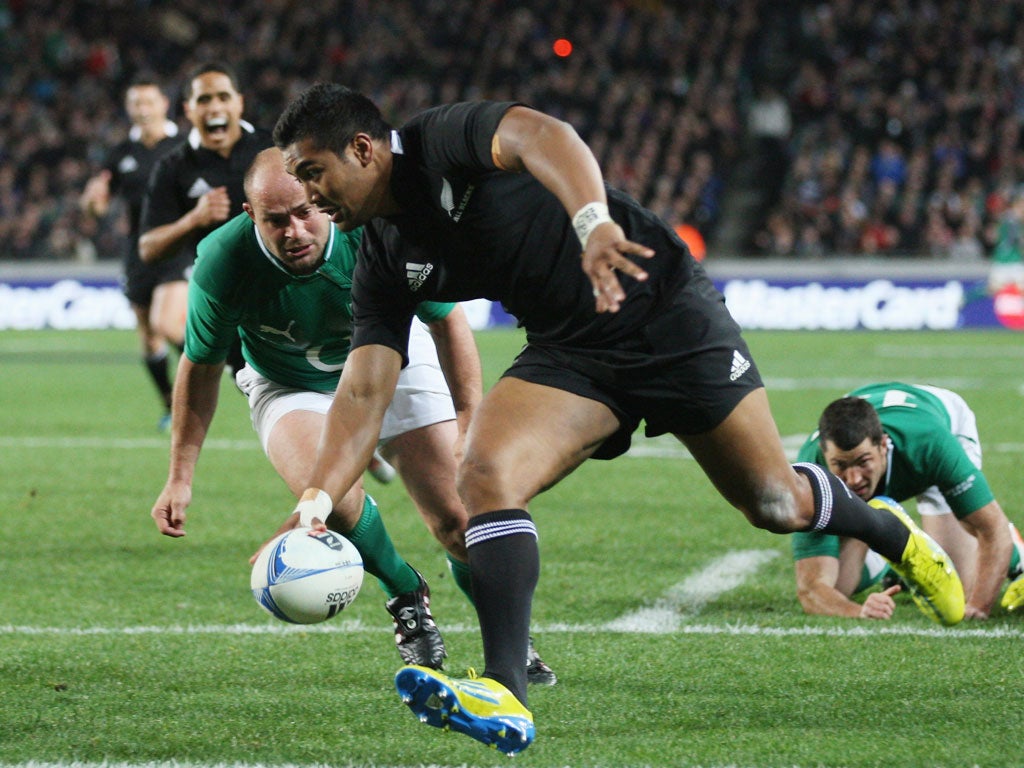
[273,83,391,156]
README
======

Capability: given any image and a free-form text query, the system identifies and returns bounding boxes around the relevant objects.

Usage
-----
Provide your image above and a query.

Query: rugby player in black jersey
[268,84,965,755]
[80,77,182,430]
[138,61,272,378]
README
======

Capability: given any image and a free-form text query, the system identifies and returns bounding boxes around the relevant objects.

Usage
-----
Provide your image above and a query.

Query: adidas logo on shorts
[729,350,751,381]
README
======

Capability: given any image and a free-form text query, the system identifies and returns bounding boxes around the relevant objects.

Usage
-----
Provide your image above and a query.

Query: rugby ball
[251,527,364,624]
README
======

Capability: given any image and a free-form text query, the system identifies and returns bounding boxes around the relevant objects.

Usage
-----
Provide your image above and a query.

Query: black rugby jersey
[351,101,693,357]
[139,121,273,263]
[103,121,181,245]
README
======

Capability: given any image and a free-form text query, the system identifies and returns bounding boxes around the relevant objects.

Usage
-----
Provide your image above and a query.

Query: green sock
[446,553,476,605]
[344,494,419,598]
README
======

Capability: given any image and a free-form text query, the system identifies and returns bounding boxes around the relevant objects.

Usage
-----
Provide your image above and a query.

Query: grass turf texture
[1,328,1022,767]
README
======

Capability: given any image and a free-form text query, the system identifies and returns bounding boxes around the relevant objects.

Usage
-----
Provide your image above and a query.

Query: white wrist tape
[572,202,613,250]
[295,489,333,528]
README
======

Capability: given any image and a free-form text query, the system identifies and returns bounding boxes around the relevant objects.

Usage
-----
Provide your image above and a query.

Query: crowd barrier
[1,258,1020,332]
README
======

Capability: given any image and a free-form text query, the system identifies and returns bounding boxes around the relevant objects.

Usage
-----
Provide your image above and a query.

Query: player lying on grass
[149,148,558,679]
[792,383,1024,619]
[264,85,965,756]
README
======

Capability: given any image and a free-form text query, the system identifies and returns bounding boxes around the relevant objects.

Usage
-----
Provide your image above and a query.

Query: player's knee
[456,453,517,512]
[745,484,803,534]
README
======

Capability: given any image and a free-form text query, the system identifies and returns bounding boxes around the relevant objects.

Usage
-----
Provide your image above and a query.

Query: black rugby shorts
[502,270,763,460]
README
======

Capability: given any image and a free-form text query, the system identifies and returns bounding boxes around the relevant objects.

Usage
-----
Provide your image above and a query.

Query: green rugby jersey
[791,382,994,562]
[186,213,455,391]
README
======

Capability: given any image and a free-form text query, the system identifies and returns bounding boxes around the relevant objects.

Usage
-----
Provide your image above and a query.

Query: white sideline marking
[4,434,1024,463]
[0,436,258,450]
[603,549,778,633]
[1,621,1022,640]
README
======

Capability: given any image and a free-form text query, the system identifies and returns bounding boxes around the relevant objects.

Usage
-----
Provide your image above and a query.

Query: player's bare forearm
[307,345,400,504]
[967,526,1012,618]
[493,107,653,312]
[139,217,195,264]
[428,306,483,424]
[151,357,222,538]
[166,356,223,485]
[963,502,1013,618]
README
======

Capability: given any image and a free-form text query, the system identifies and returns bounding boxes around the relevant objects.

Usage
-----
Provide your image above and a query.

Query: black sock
[144,349,173,409]
[793,462,909,562]
[466,509,538,707]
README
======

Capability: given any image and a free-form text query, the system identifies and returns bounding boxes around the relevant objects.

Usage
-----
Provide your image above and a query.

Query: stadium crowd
[2,0,1023,261]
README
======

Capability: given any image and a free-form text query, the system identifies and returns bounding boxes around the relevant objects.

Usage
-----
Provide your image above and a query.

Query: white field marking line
[0,764,437,768]
[0,436,257,450]
[0,545,1018,641]
[603,549,778,633]
[873,344,1024,359]
[2,620,1023,640]
[6,432,1024,458]
[761,375,1018,391]
[627,433,1024,461]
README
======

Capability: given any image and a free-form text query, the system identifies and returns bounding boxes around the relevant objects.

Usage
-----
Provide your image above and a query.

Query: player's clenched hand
[859,584,900,620]
[191,186,232,228]
[582,222,653,313]
[151,481,192,538]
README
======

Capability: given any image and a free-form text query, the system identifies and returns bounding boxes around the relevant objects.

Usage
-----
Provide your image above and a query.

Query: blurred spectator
[4,0,1024,261]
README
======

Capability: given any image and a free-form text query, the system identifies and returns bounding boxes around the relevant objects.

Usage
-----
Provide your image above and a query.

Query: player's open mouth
[287,244,313,259]
[205,117,229,134]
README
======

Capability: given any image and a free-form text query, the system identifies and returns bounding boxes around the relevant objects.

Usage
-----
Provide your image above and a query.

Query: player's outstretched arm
[795,555,896,620]
[151,356,224,537]
[961,500,1013,619]
[427,305,482,459]
[492,106,653,313]
[251,344,402,561]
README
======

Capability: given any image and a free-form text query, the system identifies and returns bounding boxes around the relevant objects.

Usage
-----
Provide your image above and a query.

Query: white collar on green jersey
[883,434,894,489]
[252,216,335,277]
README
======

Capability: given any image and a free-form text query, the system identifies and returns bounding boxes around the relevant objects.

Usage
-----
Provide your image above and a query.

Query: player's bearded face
[822,437,886,500]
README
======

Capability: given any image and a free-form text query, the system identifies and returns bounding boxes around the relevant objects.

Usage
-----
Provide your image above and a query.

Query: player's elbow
[138,233,160,263]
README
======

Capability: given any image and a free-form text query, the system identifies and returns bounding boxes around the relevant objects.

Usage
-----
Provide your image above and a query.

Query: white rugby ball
[251,527,364,624]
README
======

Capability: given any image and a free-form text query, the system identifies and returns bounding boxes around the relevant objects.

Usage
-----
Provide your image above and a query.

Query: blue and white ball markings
[251,527,364,624]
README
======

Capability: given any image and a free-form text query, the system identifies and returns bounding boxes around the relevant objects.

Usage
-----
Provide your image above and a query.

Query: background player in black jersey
[138,61,273,376]
[79,77,182,431]
[267,84,965,755]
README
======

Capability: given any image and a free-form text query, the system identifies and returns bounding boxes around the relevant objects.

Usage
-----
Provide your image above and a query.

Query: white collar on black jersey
[188,119,255,150]
[252,216,336,277]
[391,130,403,154]
[129,120,179,143]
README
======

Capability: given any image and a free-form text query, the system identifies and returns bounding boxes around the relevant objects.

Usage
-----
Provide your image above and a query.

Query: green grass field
[2,328,1023,768]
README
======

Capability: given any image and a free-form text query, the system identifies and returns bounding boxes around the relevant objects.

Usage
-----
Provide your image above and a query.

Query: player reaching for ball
[149,147,557,680]
[267,85,965,755]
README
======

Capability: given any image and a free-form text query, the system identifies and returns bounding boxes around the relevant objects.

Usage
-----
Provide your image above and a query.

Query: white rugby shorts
[236,320,455,454]
[912,385,981,517]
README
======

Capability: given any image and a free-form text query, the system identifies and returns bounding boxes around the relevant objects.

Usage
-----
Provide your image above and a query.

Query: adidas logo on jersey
[406,261,434,292]
[729,350,751,381]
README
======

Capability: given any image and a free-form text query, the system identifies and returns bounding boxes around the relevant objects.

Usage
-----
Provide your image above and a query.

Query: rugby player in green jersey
[793,382,1024,619]
[150,149,478,671]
